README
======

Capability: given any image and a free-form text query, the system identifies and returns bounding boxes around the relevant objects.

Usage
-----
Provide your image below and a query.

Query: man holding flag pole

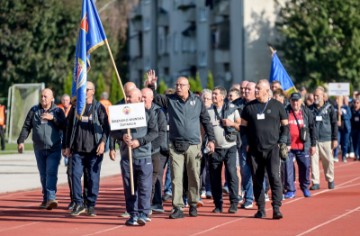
[63,0,129,217]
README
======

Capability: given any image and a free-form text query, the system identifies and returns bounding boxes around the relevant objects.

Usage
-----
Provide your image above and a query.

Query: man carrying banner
[111,88,158,226]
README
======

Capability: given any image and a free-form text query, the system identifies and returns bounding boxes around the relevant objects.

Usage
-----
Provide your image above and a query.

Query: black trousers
[249,145,283,209]
[208,145,239,207]
[0,126,5,150]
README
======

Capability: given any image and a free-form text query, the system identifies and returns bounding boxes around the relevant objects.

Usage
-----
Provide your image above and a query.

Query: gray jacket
[309,102,338,142]
[17,103,66,150]
[153,91,215,145]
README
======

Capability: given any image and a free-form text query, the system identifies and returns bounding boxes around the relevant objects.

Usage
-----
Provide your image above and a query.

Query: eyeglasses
[86,88,93,92]
[175,83,188,88]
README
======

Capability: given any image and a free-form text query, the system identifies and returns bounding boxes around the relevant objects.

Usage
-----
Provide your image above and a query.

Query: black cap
[290,92,301,100]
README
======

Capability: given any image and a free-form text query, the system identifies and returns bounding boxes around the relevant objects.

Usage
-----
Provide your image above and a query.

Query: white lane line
[191,175,360,236]
[82,225,124,236]
[189,217,247,236]
[295,206,360,236]
[0,222,38,233]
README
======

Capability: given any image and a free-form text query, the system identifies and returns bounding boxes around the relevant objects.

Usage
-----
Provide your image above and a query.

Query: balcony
[157,7,169,27]
[214,49,230,64]
[177,0,196,11]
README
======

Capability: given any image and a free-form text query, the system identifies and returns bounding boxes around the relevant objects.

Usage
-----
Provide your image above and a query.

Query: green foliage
[0,0,80,97]
[95,73,105,100]
[63,71,73,96]
[207,71,214,89]
[157,80,168,94]
[109,71,123,104]
[275,0,360,90]
[188,72,203,93]
[0,0,123,99]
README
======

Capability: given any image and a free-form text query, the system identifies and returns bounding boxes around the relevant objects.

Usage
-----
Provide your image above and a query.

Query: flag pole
[269,45,276,56]
[104,39,135,195]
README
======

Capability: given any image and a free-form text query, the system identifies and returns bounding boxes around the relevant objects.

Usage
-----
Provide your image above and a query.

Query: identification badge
[355,117,359,122]
[212,120,220,126]
[257,113,265,120]
[316,116,322,121]
[40,119,48,124]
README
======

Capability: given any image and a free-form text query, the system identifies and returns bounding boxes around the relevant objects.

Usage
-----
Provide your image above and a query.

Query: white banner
[108,103,147,130]
[328,83,350,96]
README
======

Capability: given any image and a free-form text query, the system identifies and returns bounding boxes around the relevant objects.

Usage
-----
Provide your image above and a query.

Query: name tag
[355,117,359,122]
[316,116,323,121]
[257,113,265,120]
[212,120,220,126]
[81,116,90,123]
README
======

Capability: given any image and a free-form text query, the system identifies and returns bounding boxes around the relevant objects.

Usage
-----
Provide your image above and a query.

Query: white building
[128,0,282,88]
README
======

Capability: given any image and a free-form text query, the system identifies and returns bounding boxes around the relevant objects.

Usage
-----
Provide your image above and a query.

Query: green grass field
[0,143,34,155]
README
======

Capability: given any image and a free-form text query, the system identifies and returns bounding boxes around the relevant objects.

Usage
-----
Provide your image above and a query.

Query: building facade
[128,0,282,88]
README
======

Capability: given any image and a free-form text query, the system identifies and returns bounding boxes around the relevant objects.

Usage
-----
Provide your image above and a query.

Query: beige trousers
[311,141,334,184]
[169,143,202,209]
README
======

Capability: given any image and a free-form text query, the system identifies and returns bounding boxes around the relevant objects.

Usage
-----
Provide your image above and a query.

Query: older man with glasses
[145,70,215,219]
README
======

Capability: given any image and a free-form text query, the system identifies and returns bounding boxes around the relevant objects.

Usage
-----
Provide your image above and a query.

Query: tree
[109,71,123,104]
[0,0,80,98]
[189,72,203,93]
[95,73,106,100]
[157,80,168,94]
[207,71,214,90]
[63,71,73,96]
[275,0,360,89]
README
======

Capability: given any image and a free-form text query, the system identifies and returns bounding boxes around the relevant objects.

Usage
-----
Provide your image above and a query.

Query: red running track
[0,160,359,236]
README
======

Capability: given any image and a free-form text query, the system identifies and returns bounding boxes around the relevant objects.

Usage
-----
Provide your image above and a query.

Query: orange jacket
[0,105,5,126]
[57,104,72,117]
[100,99,112,116]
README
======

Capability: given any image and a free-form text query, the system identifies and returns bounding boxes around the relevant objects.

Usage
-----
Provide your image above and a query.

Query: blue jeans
[121,157,153,217]
[352,130,360,159]
[288,150,310,191]
[72,152,103,207]
[163,159,172,195]
[239,145,254,203]
[34,148,62,202]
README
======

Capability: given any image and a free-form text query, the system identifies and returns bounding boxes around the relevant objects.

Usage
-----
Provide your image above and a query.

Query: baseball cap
[290,92,301,100]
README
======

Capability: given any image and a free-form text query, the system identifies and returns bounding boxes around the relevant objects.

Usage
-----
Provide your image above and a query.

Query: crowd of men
[15,71,360,226]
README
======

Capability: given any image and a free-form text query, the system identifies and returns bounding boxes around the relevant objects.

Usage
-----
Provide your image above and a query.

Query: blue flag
[72,0,107,119]
[269,52,297,94]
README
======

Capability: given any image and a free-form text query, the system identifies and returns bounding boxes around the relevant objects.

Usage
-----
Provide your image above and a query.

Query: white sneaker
[265,193,270,202]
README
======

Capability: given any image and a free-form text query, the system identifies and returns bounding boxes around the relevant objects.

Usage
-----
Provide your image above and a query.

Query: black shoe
[70,204,86,216]
[254,209,266,218]
[68,202,76,211]
[310,184,320,190]
[87,206,96,217]
[39,201,47,209]
[228,203,238,213]
[273,208,283,219]
[212,207,223,213]
[169,208,184,219]
[328,181,335,189]
[189,206,198,217]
